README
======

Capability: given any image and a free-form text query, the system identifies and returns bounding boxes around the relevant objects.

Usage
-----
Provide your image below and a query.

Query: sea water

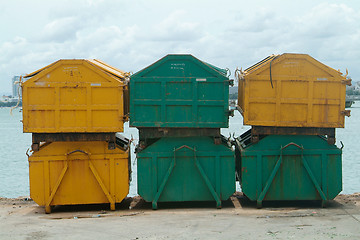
[0,106,359,198]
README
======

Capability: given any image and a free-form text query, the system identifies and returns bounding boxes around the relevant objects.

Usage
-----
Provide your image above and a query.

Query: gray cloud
[1,1,359,94]
[148,11,203,42]
[39,17,82,42]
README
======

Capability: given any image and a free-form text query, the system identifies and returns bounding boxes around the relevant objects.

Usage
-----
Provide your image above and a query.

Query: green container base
[137,136,235,209]
[236,135,342,208]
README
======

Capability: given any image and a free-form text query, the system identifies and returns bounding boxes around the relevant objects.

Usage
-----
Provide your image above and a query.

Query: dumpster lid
[244,53,344,76]
[87,59,130,79]
[202,61,228,76]
[24,61,58,79]
[24,59,129,80]
[244,54,279,73]
[131,54,229,79]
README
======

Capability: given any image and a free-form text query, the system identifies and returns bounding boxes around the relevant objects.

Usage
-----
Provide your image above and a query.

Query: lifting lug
[341,79,352,86]
[341,110,351,117]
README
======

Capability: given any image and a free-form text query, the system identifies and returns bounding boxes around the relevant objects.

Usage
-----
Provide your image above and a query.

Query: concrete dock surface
[0,192,359,240]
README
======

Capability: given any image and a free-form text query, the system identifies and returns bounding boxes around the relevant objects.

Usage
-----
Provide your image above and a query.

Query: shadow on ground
[46,192,344,214]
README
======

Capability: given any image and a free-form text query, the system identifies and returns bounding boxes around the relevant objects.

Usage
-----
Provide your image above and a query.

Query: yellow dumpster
[237,53,351,128]
[22,59,129,133]
[28,141,130,213]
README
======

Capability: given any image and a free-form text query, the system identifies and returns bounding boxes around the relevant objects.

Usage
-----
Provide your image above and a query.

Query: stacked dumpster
[22,59,131,213]
[130,54,235,209]
[235,53,351,207]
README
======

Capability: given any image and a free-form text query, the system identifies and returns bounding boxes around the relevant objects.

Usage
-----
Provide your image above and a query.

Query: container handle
[340,141,344,150]
[10,75,23,115]
[174,145,196,152]
[234,68,244,83]
[280,142,303,151]
[258,141,303,208]
[226,68,231,77]
[26,148,30,157]
[66,149,90,156]
[173,144,222,209]
[152,146,190,209]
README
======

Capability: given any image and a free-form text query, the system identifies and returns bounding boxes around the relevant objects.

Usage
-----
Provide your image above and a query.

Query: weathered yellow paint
[237,53,350,128]
[22,59,129,133]
[28,141,130,213]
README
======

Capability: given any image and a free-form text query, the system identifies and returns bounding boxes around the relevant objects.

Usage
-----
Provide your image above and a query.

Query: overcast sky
[1,0,359,95]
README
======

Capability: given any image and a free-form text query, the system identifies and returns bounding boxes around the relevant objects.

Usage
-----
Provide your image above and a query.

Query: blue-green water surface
[0,105,359,198]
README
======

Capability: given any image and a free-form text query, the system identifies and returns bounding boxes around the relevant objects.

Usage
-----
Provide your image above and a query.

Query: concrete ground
[0,192,359,240]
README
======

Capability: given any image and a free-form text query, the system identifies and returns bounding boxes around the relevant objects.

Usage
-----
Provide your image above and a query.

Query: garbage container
[28,140,130,213]
[22,59,129,133]
[136,136,235,209]
[237,53,351,128]
[235,130,342,208]
[130,54,231,128]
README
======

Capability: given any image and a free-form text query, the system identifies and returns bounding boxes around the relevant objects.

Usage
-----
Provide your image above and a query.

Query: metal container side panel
[137,154,235,202]
[240,153,342,201]
[241,54,347,128]
[22,60,127,133]
[28,141,129,206]
[136,137,235,203]
[326,153,343,199]
[130,78,229,128]
[129,55,229,128]
[123,84,129,118]
[131,54,228,79]
[238,135,342,201]
[237,76,245,115]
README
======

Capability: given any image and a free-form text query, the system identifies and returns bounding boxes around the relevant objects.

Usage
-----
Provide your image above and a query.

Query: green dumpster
[137,136,235,209]
[235,131,342,208]
[130,54,231,128]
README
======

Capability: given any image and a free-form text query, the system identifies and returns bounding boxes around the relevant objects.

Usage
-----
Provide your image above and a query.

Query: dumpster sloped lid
[244,53,345,77]
[23,59,129,82]
[244,54,279,73]
[87,59,129,80]
[131,54,229,79]
[24,60,60,78]
[201,61,228,76]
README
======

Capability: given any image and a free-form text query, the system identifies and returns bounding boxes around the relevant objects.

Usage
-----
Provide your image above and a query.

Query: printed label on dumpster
[317,77,328,81]
[196,78,207,82]
[91,83,101,86]
[283,61,299,67]
[170,63,185,70]
[35,81,46,86]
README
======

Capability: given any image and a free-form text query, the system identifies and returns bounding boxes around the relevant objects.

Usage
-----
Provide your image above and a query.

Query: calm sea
[0,106,359,198]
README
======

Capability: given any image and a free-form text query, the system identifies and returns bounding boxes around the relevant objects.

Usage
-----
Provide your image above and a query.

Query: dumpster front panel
[22,59,128,133]
[237,135,342,202]
[136,137,235,205]
[238,53,348,128]
[130,54,230,128]
[28,141,130,207]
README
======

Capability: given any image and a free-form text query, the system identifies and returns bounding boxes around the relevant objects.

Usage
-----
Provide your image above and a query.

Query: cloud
[218,2,360,77]
[0,37,27,58]
[40,17,82,42]
[296,3,358,38]
[149,10,202,42]
[286,3,360,74]
[1,1,360,94]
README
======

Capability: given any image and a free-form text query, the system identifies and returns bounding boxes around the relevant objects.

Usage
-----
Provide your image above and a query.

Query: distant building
[12,76,22,98]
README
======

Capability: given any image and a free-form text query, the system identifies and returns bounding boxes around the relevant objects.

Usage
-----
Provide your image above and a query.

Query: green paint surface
[237,135,342,202]
[130,54,230,128]
[137,137,235,205]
